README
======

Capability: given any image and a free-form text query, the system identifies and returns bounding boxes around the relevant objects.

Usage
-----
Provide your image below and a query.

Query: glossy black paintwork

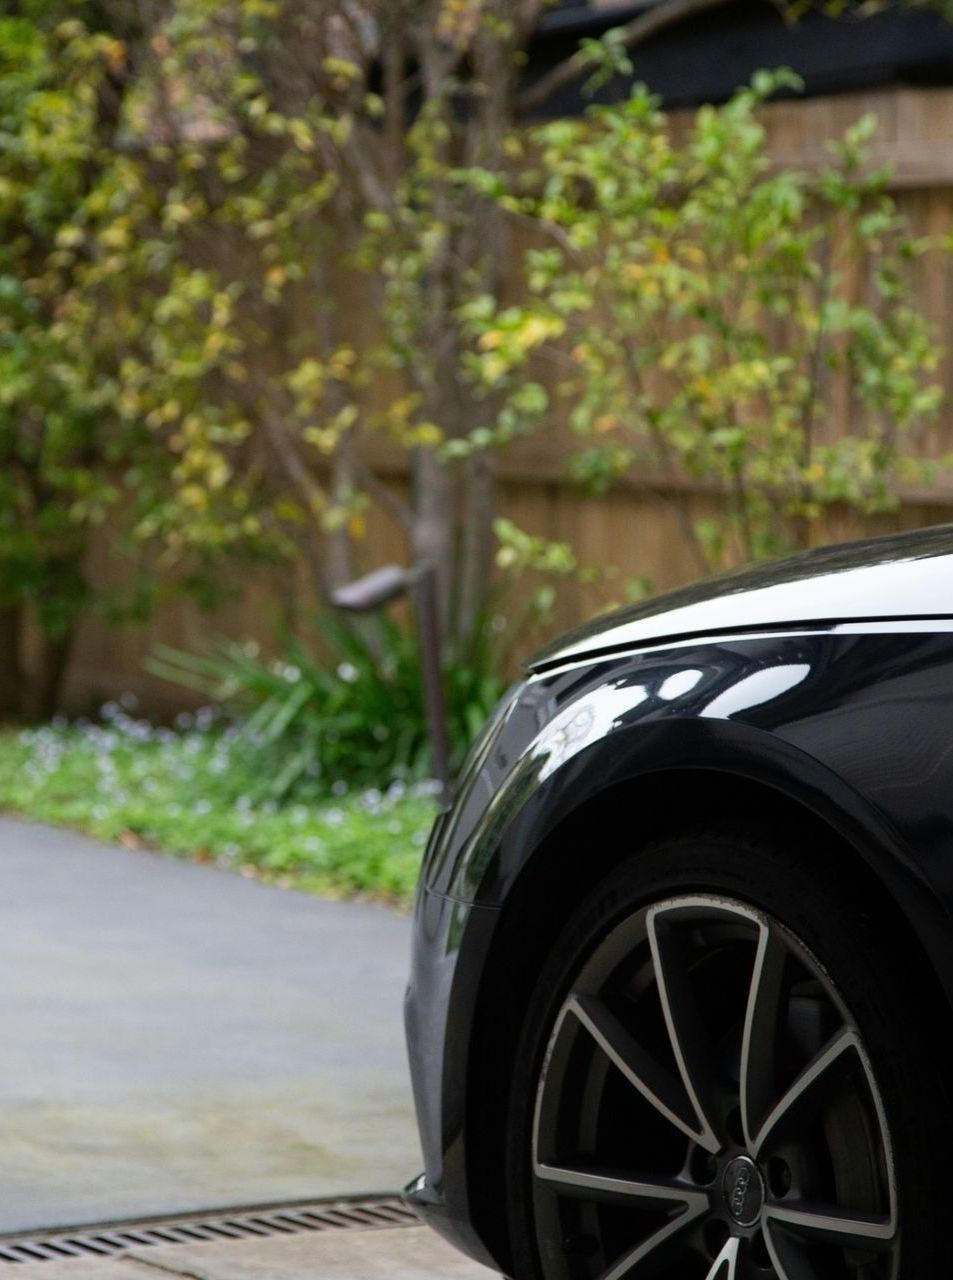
[533,522,953,668]
[405,528,953,1272]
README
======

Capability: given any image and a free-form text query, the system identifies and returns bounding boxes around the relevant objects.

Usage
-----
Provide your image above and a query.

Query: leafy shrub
[147,615,505,801]
[468,72,947,573]
[0,711,435,904]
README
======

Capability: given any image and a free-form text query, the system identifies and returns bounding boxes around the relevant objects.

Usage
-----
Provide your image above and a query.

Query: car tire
[505,825,953,1279]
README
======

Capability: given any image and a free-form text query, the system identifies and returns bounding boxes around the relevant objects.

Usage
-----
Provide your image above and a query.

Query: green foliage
[0,5,188,712]
[2,0,951,726]
[71,0,597,670]
[0,14,111,628]
[471,71,947,570]
[146,616,506,800]
[579,26,635,96]
[94,0,371,565]
[0,715,435,904]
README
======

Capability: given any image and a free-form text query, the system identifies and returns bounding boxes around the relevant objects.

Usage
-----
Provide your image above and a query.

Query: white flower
[413,778,443,798]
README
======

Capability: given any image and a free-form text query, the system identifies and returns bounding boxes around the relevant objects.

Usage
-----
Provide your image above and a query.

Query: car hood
[531,523,953,670]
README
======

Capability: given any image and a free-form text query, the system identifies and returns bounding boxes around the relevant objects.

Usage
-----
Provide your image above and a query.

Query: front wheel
[506,829,953,1279]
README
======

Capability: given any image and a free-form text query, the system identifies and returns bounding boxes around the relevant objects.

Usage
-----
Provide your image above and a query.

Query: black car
[404,524,953,1279]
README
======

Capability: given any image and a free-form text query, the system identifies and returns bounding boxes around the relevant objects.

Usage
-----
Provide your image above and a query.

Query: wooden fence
[55,86,953,713]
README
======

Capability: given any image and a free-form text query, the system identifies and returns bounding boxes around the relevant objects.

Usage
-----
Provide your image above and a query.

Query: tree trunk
[456,453,497,654]
[450,3,515,654]
[0,605,25,721]
[412,446,459,637]
[325,445,356,591]
[30,628,74,722]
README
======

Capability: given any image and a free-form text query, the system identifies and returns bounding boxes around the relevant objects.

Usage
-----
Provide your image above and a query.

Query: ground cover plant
[147,612,506,800]
[0,703,437,906]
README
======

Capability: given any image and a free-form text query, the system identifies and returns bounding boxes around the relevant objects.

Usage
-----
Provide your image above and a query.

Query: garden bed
[0,706,436,907]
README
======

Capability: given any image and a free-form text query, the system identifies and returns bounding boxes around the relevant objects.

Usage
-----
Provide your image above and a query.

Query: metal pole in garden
[409,563,452,809]
[330,563,452,809]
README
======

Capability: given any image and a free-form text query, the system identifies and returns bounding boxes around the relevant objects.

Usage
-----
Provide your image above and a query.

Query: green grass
[0,707,437,906]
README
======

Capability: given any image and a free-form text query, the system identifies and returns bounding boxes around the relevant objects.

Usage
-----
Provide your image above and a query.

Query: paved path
[1,1227,497,1280]
[0,819,420,1232]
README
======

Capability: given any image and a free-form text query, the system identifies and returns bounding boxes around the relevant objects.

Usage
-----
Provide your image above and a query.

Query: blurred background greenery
[4,0,953,899]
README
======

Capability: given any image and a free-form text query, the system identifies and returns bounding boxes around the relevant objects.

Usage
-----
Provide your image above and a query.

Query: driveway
[1,1225,495,1280]
[0,819,419,1232]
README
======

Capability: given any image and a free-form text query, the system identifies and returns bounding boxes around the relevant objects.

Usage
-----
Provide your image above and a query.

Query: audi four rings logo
[729,1164,752,1217]
[722,1156,764,1227]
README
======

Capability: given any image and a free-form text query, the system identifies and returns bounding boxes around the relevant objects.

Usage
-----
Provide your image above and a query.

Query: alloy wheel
[531,895,898,1279]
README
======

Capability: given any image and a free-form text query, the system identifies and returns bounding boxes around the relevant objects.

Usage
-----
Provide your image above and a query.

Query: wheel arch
[462,760,953,1274]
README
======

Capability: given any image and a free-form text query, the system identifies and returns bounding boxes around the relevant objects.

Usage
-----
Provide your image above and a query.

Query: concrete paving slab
[0,819,421,1231]
[2,1228,498,1280]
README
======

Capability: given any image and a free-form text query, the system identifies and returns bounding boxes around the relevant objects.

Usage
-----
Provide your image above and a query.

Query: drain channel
[0,1195,419,1264]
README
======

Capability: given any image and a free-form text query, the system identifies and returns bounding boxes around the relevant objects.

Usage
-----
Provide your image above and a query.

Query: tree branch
[516,0,734,118]
[352,454,415,530]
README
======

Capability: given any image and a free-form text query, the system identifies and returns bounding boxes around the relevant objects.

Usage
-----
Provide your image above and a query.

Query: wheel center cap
[722,1156,764,1227]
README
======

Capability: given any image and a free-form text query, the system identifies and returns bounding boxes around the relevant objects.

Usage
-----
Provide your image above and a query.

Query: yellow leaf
[516,315,562,350]
[55,226,84,249]
[478,330,504,351]
[290,120,315,150]
[181,484,208,510]
[411,422,444,447]
[303,426,339,454]
[275,499,304,523]
[681,244,706,266]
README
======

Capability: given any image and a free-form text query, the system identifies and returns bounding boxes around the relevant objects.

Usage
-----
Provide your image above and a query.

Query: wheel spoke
[596,1205,706,1280]
[566,995,703,1148]
[534,1164,708,1280]
[740,922,787,1148]
[647,906,720,1153]
[534,1161,707,1211]
[532,896,899,1280]
[750,1028,856,1158]
[765,1202,897,1250]
[704,1236,739,1280]
[761,1222,816,1280]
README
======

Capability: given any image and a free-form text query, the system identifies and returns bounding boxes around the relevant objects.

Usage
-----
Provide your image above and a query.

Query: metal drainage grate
[0,1195,419,1264]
